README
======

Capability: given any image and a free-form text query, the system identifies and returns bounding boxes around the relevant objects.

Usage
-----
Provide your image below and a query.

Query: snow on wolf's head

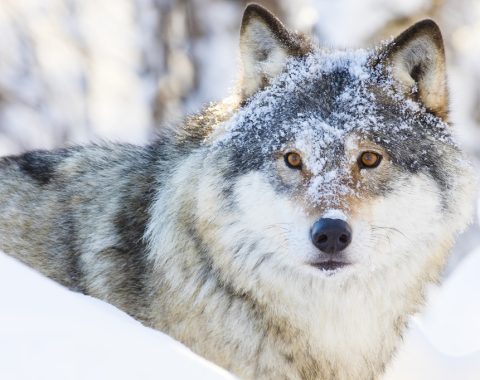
[197,5,476,299]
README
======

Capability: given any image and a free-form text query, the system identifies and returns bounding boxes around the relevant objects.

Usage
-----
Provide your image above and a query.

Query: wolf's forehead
[223,50,378,142]
[253,49,376,120]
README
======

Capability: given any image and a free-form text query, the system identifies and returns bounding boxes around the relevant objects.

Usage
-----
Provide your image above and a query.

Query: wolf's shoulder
[0,142,164,186]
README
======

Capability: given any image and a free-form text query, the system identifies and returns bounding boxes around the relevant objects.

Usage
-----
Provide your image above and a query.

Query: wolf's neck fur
[145,152,449,380]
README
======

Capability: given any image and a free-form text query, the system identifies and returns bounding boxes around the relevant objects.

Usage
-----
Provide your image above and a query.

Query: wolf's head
[193,5,476,306]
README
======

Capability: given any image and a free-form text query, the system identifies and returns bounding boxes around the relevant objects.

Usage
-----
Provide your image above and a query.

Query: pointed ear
[381,20,448,119]
[239,4,311,100]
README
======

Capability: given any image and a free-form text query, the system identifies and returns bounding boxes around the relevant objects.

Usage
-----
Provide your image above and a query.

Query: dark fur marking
[282,352,295,363]
[256,49,269,62]
[59,215,86,292]
[185,225,218,285]
[410,63,423,84]
[17,150,62,185]
[252,252,273,272]
[253,331,268,378]
[109,145,159,314]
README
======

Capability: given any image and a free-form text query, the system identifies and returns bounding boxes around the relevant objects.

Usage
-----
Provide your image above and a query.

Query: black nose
[310,218,352,254]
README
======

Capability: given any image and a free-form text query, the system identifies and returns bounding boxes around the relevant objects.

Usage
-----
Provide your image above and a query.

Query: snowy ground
[1,248,479,380]
[382,248,480,380]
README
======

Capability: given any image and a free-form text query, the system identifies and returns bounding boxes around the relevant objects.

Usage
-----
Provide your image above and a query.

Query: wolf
[0,3,476,380]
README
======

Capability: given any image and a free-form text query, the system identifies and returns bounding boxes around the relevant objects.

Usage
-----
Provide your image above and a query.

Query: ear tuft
[382,19,448,119]
[239,4,311,100]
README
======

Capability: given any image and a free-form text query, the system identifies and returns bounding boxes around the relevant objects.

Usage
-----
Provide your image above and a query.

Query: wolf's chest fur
[0,4,477,380]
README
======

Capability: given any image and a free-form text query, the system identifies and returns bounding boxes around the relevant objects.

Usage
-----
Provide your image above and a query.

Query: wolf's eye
[359,151,382,169]
[284,152,302,169]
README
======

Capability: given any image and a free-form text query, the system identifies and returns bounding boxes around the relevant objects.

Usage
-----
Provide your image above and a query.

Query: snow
[414,248,480,356]
[0,252,235,380]
[382,326,480,380]
[322,209,348,221]
[382,247,480,380]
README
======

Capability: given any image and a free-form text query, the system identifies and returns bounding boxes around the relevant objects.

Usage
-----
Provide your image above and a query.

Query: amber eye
[284,152,302,169]
[359,151,382,169]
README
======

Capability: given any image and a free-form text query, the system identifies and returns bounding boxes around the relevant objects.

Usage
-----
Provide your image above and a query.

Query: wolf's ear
[239,4,310,100]
[381,20,448,119]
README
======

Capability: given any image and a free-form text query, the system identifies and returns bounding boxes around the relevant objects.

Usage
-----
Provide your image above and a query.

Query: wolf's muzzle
[310,218,352,254]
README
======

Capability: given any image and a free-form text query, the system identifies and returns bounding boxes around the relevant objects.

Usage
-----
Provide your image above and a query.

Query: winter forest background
[0,0,480,379]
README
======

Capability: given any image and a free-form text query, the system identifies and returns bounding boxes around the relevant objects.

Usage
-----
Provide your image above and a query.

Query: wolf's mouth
[310,260,349,271]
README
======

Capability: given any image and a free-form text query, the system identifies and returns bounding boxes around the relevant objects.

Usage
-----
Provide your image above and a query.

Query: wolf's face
[197,6,475,299]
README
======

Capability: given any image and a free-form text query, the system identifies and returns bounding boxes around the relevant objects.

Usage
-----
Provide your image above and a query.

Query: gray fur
[0,5,477,380]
